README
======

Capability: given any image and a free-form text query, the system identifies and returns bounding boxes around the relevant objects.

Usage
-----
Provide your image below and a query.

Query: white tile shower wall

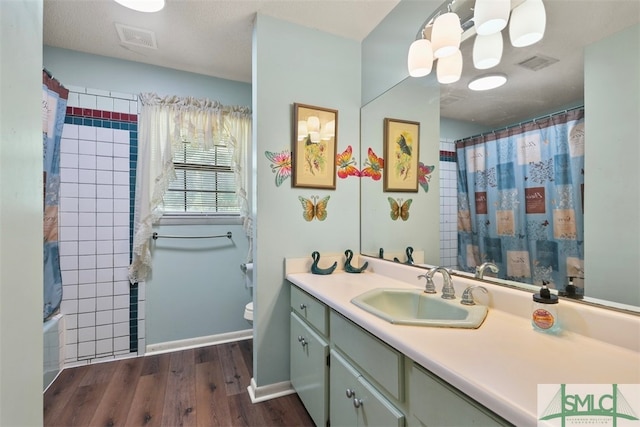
[58,87,144,365]
[440,139,458,269]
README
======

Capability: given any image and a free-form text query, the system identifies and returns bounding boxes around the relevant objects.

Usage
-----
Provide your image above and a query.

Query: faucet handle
[461,285,488,305]
[441,281,456,300]
[417,274,436,294]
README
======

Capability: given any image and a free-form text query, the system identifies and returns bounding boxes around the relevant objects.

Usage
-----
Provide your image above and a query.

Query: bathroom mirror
[360,0,640,311]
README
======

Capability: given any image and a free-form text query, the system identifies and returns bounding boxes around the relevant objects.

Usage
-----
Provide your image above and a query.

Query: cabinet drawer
[408,363,512,427]
[291,285,328,336]
[330,311,403,401]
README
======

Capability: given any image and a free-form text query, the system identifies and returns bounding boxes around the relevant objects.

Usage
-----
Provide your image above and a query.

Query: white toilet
[242,263,254,324]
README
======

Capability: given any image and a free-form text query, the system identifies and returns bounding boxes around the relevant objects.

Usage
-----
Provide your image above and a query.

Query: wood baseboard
[247,377,296,403]
[145,329,253,356]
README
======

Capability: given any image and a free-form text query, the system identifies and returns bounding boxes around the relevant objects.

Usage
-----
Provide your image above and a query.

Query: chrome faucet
[461,285,488,305]
[475,262,499,279]
[427,267,455,299]
[417,274,436,294]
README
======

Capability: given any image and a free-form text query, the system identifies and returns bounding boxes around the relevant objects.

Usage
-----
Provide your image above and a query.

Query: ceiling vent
[115,23,158,49]
[517,55,559,71]
[441,94,465,106]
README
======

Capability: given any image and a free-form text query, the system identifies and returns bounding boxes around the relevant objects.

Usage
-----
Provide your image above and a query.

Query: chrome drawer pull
[299,303,307,310]
[345,388,355,398]
[353,398,363,408]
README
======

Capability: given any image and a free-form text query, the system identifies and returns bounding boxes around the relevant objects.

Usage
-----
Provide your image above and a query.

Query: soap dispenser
[532,281,560,334]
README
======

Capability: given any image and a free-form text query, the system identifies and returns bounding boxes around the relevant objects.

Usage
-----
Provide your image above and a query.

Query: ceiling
[437,0,640,128]
[44,0,639,128]
[43,0,400,84]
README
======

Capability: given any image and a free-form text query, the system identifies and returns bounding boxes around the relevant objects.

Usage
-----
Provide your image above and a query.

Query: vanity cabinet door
[290,313,328,427]
[408,363,512,427]
[330,350,404,427]
[329,350,360,427]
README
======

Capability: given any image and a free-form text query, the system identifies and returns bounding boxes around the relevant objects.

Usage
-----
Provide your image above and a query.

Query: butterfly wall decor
[336,145,360,179]
[388,197,412,221]
[418,162,435,192]
[264,150,292,187]
[299,195,330,222]
[360,147,384,181]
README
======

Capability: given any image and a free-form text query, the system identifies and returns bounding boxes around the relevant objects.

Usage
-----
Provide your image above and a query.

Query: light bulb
[431,12,462,59]
[408,39,434,77]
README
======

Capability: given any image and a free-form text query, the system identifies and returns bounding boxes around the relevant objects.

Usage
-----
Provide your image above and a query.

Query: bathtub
[43,313,64,391]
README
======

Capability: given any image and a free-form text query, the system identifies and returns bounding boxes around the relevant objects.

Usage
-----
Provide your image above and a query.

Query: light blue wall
[441,118,492,142]
[1,1,44,424]
[44,46,251,105]
[146,223,251,344]
[584,24,640,306]
[253,14,361,386]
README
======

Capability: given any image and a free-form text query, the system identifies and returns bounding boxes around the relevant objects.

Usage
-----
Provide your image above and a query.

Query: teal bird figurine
[394,246,414,265]
[405,246,414,265]
[311,251,337,275]
[344,249,368,274]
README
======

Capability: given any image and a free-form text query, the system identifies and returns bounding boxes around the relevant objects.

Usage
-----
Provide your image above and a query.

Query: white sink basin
[351,288,488,329]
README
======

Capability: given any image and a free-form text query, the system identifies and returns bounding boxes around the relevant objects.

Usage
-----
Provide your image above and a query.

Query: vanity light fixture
[473,0,510,36]
[113,0,165,13]
[472,32,503,69]
[431,12,462,58]
[298,116,334,143]
[509,0,546,47]
[297,121,308,141]
[437,49,463,84]
[408,38,434,77]
[468,73,507,91]
[407,0,546,85]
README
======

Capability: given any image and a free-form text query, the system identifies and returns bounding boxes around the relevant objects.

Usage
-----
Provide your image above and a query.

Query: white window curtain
[128,93,252,284]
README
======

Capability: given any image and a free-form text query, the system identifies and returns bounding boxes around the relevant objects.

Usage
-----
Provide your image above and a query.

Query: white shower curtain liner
[128,93,252,284]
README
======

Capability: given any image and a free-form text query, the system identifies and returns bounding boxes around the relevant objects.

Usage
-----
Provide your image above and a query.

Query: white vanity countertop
[286,269,640,427]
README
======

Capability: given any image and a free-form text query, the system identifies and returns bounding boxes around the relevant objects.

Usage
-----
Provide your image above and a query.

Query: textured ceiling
[438,0,640,127]
[44,0,400,83]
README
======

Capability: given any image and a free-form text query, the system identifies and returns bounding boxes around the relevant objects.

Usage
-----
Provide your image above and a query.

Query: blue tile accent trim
[439,150,457,162]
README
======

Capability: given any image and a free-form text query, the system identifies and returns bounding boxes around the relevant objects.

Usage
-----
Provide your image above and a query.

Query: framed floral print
[292,103,337,189]
[383,117,420,192]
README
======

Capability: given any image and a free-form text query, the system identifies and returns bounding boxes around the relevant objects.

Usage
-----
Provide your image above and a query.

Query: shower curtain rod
[151,231,232,240]
[457,105,584,144]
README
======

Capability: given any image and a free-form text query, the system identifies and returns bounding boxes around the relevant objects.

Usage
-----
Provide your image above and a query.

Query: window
[163,142,239,215]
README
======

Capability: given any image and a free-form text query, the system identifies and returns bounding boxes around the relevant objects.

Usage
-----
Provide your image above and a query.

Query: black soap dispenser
[532,281,560,334]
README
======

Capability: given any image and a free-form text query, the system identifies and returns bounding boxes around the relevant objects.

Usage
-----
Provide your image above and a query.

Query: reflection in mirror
[360,0,639,312]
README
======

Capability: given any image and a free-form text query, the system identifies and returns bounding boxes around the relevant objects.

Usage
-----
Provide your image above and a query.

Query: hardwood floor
[44,340,315,427]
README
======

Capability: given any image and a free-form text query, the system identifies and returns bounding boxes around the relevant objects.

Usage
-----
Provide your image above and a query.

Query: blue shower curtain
[43,71,68,321]
[456,108,584,292]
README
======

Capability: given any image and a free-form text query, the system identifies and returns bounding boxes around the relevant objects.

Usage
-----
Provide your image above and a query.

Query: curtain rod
[457,105,584,144]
